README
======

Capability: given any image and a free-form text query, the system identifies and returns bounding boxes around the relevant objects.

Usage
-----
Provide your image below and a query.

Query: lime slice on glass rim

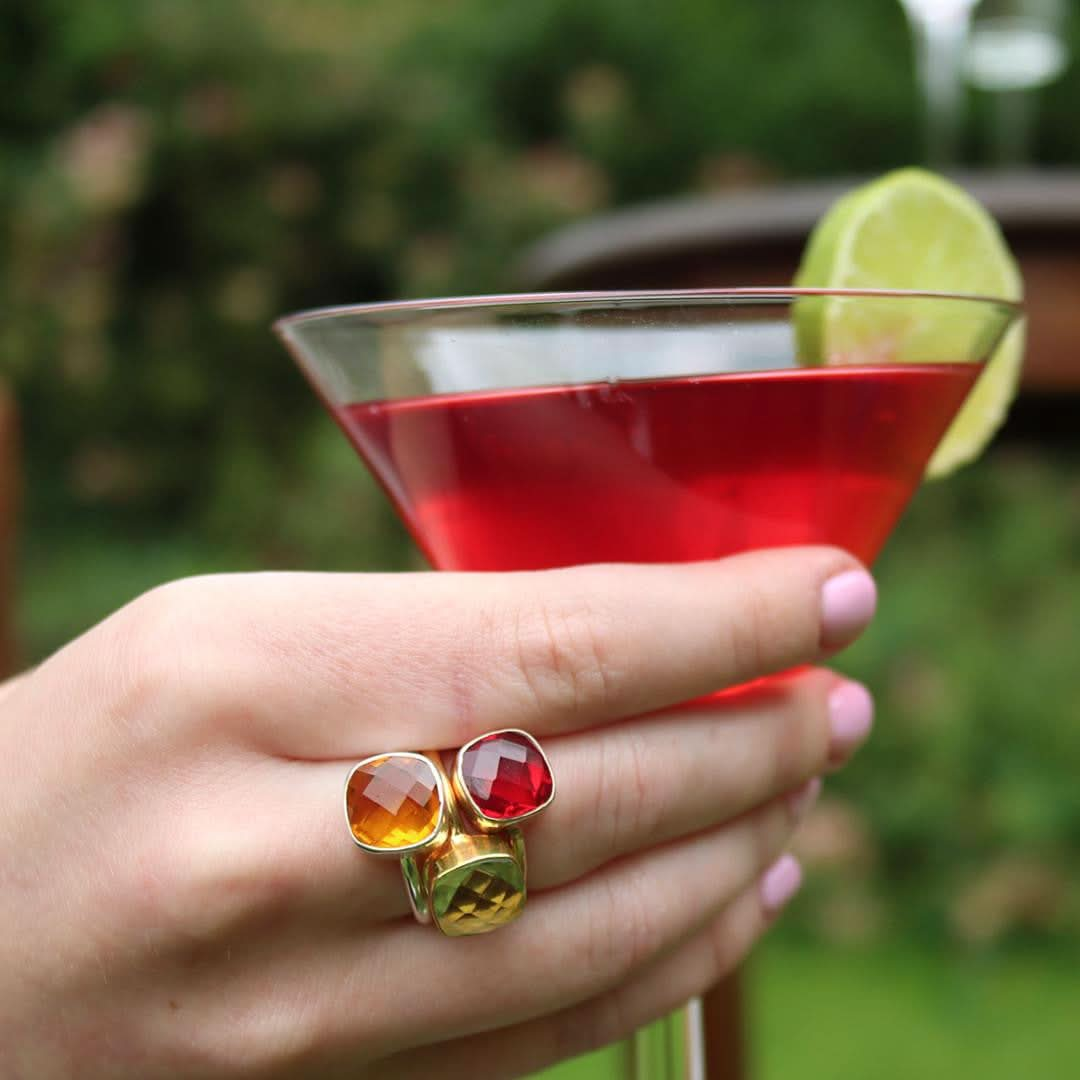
[793,168,1025,477]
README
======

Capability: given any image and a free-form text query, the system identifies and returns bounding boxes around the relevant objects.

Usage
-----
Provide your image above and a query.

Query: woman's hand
[0,547,875,1079]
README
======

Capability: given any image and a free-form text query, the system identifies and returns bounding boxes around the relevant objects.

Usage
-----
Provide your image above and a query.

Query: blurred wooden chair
[0,384,18,678]
[517,169,1080,1079]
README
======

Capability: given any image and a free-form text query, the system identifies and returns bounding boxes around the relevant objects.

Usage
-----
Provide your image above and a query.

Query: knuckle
[187,849,299,944]
[121,578,200,660]
[548,1007,596,1068]
[508,593,618,719]
[722,582,774,679]
[228,1002,331,1078]
[619,871,665,972]
[134,816,300,948]
[583,867,662,982]
[188,998,328,1079]
[707,905,759,981]
[100,579,208,734]
[553,992,632,1065]
[117,586,174,683]
[749,802,793,874]
[111,575,273,740]
[624,736,658,838]
[768,673,833,793]
[720,568,818,681]
[592,734,661,854]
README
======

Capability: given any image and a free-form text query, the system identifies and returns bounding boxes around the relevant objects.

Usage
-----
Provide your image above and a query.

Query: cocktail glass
[274,288,1020,1080]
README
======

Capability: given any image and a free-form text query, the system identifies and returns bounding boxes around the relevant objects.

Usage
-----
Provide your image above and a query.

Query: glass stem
[630,1002,701,1079]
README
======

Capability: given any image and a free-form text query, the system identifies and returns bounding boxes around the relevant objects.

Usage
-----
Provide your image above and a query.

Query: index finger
[112,546,875,757]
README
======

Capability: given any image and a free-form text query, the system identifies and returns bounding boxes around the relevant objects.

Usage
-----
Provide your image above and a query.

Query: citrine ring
[344,729,555,937]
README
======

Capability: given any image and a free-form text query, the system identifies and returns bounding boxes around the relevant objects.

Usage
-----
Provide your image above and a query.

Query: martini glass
[275,288,1020,1080]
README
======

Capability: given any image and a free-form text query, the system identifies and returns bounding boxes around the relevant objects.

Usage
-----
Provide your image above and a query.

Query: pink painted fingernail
[828,680,874,760]
[760,854,803,915]
[786,776,822,821]
[820,570,877,648]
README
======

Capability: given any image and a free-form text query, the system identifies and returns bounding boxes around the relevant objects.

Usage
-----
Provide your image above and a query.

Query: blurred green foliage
[752,938,1080,1078]
[4,0,1080,955]
[542,937,1080,1080]
[819,446,1080,951]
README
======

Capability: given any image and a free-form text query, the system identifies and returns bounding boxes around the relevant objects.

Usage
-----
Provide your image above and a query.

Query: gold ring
[344,730,555,937]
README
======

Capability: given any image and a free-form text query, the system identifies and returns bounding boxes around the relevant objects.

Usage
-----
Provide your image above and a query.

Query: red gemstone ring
[344,730,555,937]
[452,729,556,826]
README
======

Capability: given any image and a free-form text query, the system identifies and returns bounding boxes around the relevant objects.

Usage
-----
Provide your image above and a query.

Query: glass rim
[273,286,1023,332]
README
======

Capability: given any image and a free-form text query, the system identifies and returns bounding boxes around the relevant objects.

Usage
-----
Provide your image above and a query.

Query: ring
[344,729,555,937]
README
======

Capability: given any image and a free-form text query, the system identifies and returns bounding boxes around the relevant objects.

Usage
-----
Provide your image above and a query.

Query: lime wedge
[793,168,1024,477]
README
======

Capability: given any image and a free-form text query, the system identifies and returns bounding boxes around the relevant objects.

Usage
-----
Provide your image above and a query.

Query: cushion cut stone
[431,856,526,935]
[346,755,441,850]
[459,730,553,820]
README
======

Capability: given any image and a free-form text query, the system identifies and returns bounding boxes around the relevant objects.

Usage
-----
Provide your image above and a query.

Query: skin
[0,546,875,1079]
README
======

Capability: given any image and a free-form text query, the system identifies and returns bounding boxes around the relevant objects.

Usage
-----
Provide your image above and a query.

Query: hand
[0,547,875,1079]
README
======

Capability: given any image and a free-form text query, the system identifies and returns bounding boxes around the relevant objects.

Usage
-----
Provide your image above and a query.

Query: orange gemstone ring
[344,730,556,937]
[344,752,449,858]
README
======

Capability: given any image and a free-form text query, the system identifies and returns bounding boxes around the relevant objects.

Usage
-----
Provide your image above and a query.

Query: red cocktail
[336,364,978,571]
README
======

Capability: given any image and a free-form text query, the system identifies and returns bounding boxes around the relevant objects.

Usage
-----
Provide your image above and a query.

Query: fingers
[108,548,875,759]
[282,667,861,922]
[304,784,812,1059]
[387,871,795,1079]
[525,670,849,891]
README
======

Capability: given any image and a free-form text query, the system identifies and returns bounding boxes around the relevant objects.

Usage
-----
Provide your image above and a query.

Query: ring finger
[240,666,869,923]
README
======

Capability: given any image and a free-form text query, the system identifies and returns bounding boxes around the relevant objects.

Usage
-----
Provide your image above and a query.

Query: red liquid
[335,365,980,571]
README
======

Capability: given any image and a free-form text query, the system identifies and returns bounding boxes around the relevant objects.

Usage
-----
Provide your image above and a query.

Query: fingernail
[828,680,874,760]
[786,776,822,821]
[820,570,877,648]
[760,854,803,915]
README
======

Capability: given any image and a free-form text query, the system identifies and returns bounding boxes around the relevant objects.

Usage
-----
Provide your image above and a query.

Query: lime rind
[926,317,1025,477]
[792,168,1024,477]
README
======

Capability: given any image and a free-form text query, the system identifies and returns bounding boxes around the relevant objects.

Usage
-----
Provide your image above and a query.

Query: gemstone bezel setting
[343,751,447,856]
[453,728,556,827]
[425,828,528,936]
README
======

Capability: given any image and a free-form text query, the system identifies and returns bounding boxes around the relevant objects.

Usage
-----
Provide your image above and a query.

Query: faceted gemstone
[459,730,553,820]
[431,856,526,936]
[346,755,441,850]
